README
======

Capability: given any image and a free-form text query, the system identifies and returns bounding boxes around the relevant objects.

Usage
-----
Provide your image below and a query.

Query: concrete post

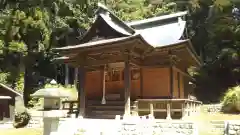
[181,103,186,120]
[166,103,172,120]
[193,103,196,115]
[186,103,190,117]
[149,103,154,117]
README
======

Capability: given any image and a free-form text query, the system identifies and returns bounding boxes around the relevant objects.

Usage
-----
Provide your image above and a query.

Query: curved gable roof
[96,3,135,35]
[53,4,202,65]
[78,3,135,43]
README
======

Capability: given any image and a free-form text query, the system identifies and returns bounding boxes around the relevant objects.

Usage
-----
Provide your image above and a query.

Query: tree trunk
[65,64,69,86]
[23,66,30,107]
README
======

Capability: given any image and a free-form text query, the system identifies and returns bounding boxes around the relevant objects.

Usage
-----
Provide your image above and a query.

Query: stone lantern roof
[31,80,71,98]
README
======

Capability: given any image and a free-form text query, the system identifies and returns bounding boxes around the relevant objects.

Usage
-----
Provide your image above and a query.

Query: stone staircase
[86,99,125,119]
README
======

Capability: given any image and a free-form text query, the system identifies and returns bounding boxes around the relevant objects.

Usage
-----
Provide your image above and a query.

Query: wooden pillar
[169,66,174,98]
[74,68,78,86]
[169,52,174,98]
[78,67,86,117]
[124,58,131,116]
[140,68,143,98]
[177,72,181,98]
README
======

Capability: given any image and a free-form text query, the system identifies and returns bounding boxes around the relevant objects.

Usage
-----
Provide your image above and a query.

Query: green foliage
[30,82,78,109]
[0,72,10,84]
[192,0,240,102]
[13,111,31,128]
[15,72,24,93]
[8,41,26,53]
[103,0,175,21]
[221,86,240,113]
[14,96,31,128]
[0,40,4,54]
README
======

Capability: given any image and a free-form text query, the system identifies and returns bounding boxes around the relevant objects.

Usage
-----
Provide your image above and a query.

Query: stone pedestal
[43,117,59,135]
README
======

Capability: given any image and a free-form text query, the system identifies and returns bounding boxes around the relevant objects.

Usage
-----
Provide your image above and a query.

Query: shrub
[221,86,240,113]
[13,111,31,128]
[14,96,31,128]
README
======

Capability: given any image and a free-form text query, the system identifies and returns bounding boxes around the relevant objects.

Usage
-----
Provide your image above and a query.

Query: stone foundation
[227,121,240,135]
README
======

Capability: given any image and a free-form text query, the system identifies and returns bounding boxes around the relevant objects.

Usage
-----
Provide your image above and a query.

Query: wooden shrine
[53,3,202,119]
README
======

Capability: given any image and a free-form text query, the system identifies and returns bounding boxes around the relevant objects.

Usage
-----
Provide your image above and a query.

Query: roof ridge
[127,11,188,27]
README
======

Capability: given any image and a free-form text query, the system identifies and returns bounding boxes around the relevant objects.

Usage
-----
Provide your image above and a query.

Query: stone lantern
[31,80,70,135]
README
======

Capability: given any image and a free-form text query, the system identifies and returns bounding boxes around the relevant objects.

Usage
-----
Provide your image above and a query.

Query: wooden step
[86,114,117,119]
[105,94,121,100]
[87,110,123,119]
[88,105,124,110]
[87,100,125,105]
[90,110,123,115]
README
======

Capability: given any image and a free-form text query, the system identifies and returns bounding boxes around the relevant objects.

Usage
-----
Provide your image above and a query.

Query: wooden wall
[84,67,186,99]
[142,68,170,98]
[85,71,102,99]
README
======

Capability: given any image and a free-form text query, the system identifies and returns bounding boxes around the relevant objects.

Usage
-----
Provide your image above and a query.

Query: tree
[190,0,240,102]
[0,0,91,106]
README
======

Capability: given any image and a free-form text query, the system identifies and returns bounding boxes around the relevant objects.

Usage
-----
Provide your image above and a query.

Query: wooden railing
[62,100,78,117]
[132,99,202,119]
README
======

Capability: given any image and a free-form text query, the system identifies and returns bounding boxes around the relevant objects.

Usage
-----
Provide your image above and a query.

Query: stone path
[54,118,198,135]
[0,121,13,129]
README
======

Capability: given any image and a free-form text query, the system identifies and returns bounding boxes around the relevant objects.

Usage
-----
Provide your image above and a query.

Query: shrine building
[53,3,202,119]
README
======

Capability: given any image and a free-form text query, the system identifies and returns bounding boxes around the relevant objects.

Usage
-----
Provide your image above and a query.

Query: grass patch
[186,112,240,121]
[186,104,240,121]
[0,128,42,135]
[186,104,240,135]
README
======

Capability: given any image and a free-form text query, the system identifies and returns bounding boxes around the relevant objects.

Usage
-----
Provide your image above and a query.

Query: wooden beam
[130,57,142,67]
[173,66,193,80]
[185,47,201,66]
[146,44,186,56]
[64,55,124,67]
